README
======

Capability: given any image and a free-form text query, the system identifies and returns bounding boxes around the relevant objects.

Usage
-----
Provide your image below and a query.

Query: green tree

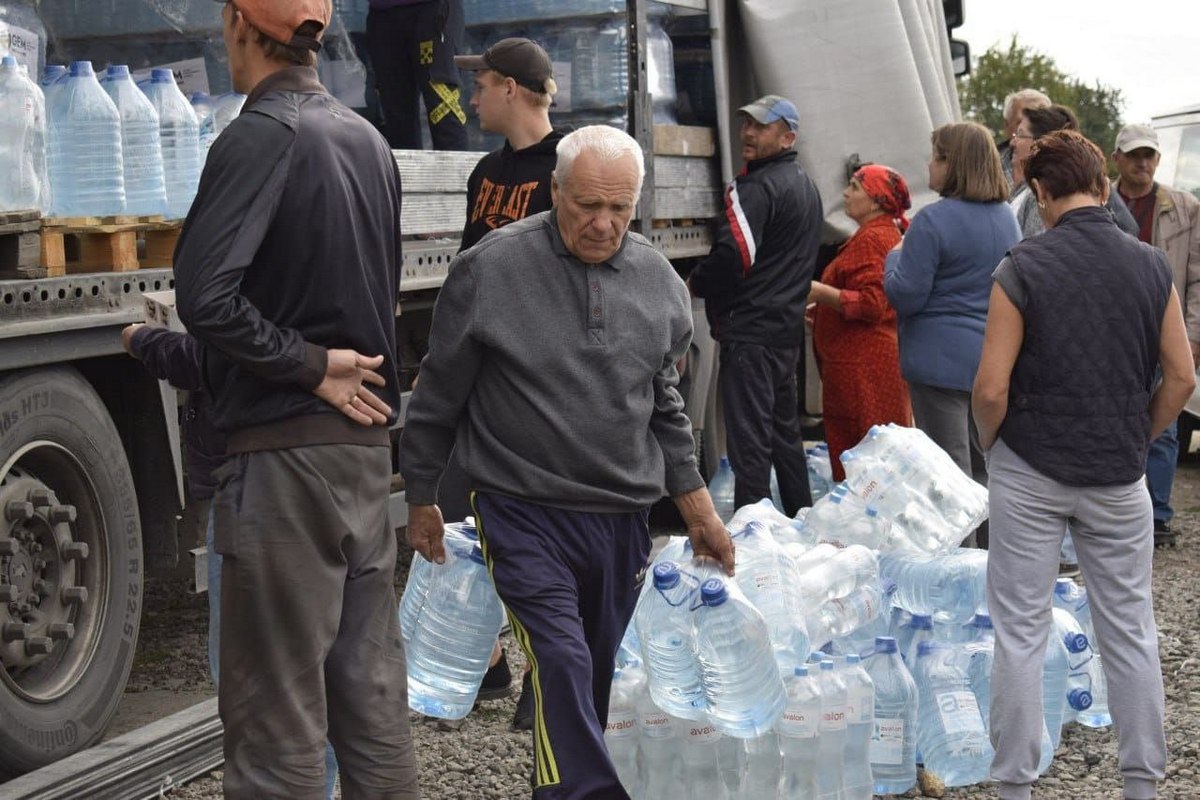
[959,37,1124,156]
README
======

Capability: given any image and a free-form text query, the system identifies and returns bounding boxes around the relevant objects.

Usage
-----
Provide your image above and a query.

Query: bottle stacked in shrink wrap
[840,654,876,799]
[637,683,683,798]
[729,520,810,671]
[806,443,834,502]
[604,667,642,796]
[708,456,736,522]
[101,65,167,217]
[0,55,47,212]
[880,547,987,625]
[776,663,822,799]
[814,659,848,800]
[1053,578,1112,727]
[912,640,994,787]
[404,532,505,719]
[802,484,892,549]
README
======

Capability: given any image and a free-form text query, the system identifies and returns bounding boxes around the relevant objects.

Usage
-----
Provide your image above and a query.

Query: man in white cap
[1113,122,1200,547]
[689,93,823,516]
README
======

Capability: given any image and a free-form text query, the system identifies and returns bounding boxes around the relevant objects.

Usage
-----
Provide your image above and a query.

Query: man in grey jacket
[401,125,733,800]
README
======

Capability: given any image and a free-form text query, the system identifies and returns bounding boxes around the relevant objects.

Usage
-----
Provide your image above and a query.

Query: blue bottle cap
[719,455,730,467]
[43,65,67,78]
[1063,631,1089,654]
[916,640,939,658]
[151,68,175,83]
[973,613,992,629]
[819,659,834,671]
[794,664,809,677]
[69,61,94,77]
[881,577,897,595]
[1,56,15,67]
[865,506,878,517]
[808,650,826,663]
[106,65,130,78]
[652,561,681,590]
[468,544,486,566]
[1067,688,1093,711]
[1054,578,1075,595]
[911,614,933,630]
[699,579,727,606]
[845,654,861,665]
[874,636,897,654]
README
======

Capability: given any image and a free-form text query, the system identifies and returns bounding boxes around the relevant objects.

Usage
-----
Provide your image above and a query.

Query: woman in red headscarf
[808,164,914,479]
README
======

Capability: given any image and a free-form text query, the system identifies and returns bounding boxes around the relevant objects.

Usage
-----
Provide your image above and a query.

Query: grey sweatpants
[986,438,1165,800]
[212,444,419,800]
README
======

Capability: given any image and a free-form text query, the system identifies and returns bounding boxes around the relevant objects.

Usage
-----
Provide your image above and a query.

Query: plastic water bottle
[806,579,894,652]
[635,561,707,720]
[1053,608,1096,720]
[840,654,875,800]
[880,548,988,624]
[101,66,167,217]
[815,659,847,800]
[40,65,67,92]
[398,521,476,644]
[708,456,736,522]
[1042,615,1073,749]
[191,91,216,152]
[47,61,125,217]
[807,443,834,502]
[730,520,810,670]
[913,640,993,787]
[902,614,935,667]
[769,467,784,511]
[208,92,246,145]
[646,18,677,125]
[739,731,782,800]
[692,578,787,738]
[1053,578,1111,727]
[802,486,891,550]
[637,688,682,799]
[405,539,506,719]
[717,736,746,797]
[0,55,47,212]
[791,542,839,578]
[776,664,822,799]
[682,717,727,798]
[140,68,200,218]
[604,667,641,796]
[864,637,917,795]
[728,497,812,547]
[796,544,879,605]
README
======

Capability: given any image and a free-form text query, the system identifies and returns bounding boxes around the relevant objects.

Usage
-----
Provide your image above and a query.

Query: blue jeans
[206,510,340,799]
[1145,420,1177,525]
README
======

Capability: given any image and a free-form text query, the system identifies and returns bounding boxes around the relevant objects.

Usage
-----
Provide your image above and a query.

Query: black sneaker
[476,649,514,701]
[511,671,534,731]
[1153,520,1176,548]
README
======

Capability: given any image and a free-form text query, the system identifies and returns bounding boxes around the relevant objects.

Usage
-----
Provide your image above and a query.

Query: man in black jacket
[175,1,417,796]
[689,94,823,515]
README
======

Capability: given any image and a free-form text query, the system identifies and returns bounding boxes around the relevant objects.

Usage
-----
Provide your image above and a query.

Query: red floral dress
[812,215,912,479]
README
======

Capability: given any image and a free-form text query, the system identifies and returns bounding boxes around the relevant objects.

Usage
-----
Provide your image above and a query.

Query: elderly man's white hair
[555,125,646,195]
[1002,88,1052,121]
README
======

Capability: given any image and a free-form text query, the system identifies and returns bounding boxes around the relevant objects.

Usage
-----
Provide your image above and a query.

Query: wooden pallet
[0,210,44,280]
[40,216,182,277]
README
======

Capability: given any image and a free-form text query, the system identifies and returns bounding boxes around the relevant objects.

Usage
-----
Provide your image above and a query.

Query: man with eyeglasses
[174,1,419,796]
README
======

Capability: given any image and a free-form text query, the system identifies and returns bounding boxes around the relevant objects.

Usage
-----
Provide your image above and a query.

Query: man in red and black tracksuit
[689,94,823,516]
[176,1,418,796]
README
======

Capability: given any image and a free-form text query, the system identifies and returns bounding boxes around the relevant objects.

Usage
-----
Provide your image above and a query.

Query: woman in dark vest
[973,130,1195,800]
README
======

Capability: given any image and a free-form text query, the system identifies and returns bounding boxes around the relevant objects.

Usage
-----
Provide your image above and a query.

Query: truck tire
[0,367,142,777]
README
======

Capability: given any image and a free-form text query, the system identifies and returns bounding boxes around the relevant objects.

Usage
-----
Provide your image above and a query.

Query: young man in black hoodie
[434,37,564,728]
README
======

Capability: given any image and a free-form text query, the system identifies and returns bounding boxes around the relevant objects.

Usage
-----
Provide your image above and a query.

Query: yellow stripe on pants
[470,492,561,788]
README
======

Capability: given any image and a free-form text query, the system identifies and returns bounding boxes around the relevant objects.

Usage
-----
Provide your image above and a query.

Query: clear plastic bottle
[806,443,834,503]
[730,520,810,670]
[1053,578,1112,727]
[879,548,988,625]
[806,579,894,653]
[863,637,918,795]
[397,521,476,644]
[646,18,677,125]
[47,60,125,217]
[840,654,875,800]
[682,718,728,798]
[728,497,811,547]
[101,65,167,217]
[604,667,641,796]
[1042,613,1073,749]
[796,544,879,605]
[776,664,822,800]
[0,55,47,212]
[1052,607,1096,722]
[802,486,891,550]
[637,687,681,799]
[693,577,787,738]
[815,659,847,800]
[635,560,707,720]
[903,614,935,667]
[708,455,736,522]
[140,68,200,219]
[739,731,782,799]
[405,538,506,719]
[912,640,993,787]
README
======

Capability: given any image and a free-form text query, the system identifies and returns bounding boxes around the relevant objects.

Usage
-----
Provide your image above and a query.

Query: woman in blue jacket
[885,121,1019,529]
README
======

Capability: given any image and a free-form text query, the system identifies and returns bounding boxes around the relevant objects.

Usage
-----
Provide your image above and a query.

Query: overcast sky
[957,0,1199,129]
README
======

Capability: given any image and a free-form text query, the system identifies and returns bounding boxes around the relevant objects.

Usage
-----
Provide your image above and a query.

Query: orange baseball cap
[218,0,332,51]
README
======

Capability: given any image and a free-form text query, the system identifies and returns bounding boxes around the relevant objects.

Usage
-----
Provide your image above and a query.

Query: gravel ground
[142,456,1200,799]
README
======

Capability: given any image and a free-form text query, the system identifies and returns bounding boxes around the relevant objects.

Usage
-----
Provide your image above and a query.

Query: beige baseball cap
[1114,123,1160,154]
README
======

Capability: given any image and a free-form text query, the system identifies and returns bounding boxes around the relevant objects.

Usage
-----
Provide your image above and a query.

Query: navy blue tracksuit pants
[471,492,651,800]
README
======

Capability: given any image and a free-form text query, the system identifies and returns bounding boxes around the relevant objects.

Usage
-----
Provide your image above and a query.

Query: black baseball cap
[455,37,554,95]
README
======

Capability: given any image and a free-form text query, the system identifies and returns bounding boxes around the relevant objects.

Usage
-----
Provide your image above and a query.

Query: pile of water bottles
[0,57,244,217]
[606,423,1112,797]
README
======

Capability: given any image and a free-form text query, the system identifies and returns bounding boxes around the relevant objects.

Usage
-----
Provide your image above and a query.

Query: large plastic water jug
[140,68,200,218]
[0,55,47,212]
[101,65,167,217]
[634,560,707,720]
[1053,578,1111,727]
[880,548,987,624]
[397,521,477,644]
[912,640,994,787]
[47,61,125,217]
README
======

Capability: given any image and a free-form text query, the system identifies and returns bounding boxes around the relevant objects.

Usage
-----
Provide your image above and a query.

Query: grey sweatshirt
[400,210,705,513]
